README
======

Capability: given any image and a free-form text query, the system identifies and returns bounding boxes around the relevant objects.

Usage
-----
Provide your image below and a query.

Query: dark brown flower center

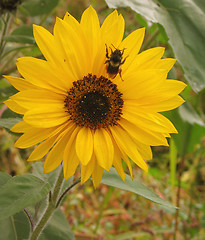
[64,74,123,129]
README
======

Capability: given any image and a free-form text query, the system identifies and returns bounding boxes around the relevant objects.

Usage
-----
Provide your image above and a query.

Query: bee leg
[121,48,126,54]
[119,69,124,81]
[109,46,114,54]
[121,55,128,65]
[111,44,117,50]
[105,44,109,59]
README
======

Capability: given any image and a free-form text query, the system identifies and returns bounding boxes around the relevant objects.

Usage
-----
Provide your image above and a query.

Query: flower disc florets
[64,74,123,130]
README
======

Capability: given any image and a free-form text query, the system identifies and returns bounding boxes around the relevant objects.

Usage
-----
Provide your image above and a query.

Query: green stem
[174,125,192,240]
[52,167,65,202]
[55,178,81,208]
[169,138,177,203]
[24,208,34,232]
[0,13,11,63]
[30,167,64,240]
[94,186,114,234]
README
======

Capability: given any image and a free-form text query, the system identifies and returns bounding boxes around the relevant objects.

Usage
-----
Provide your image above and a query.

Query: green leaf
[0,86,17,102]
[186,124,205,154]
[4,26,35,44]
[0,175,50,220]
[40,208,74,240]
[0,204,74,239]
[0,211,30,240]
[166,109,192,156]
[0,117,22,129]
[0,107,22,133]
[166,109,205,155]
[32,162,73,193]
[157,24,169,43]
[21,0,59,16]
[0,172,12,189]
[135,13,148,28]
[0,78,10,87]
[1,107,22,119]
[178,102,205,126]
[26,197,74,240]
[32,162,59,186]
[105,0,205,92]
[101,168,175,208]
[1,45,34,59]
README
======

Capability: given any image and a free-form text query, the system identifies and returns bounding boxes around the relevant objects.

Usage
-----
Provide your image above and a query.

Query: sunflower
[4,6,186,187]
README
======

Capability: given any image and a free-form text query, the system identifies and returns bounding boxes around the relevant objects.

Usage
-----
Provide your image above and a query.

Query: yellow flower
[4,6,186,187]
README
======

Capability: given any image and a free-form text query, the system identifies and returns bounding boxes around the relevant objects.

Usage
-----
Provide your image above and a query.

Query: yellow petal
[10,121,31,133]
[160,79,187,95]
[33,24,65,66]
[119,118,168,146]
[122,109,177,133]
[110,125,148,172]
[28,123,72,162]
[54,17,89,79]
[43,123,74,172]
[23,107,68,128]
[63,127,80,180]
[16,57,70,93]
[121,151,133,179]
[101,10,124,47]
[101,10,118,33]
[75,127,93,165]
[15,127,56,148]
[80,6,100,64]
[14,123,67,148]
[153,113,178,133]
[155,58,177,71]
[164,133,171,138]
[11,89,65,110]
[141,95,185,112]
[122,110,167,133]
[128,47,165,73]
[94,128,114,171]
[136,80,187,105]
[122,69,166,100]
[112,142,125,181]
[27,135,58,161]
[133,140,153,161]
[93,12,124,76]
[63,11,80,31]
[43,130,72,173]
[92,162,104,188]
[119,28,145,74]
[4,99,26,115]
[3,75,38,91]
[81,154,95,184]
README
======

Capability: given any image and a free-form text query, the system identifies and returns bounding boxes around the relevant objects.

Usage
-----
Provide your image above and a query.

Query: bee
[105,44,128,81]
